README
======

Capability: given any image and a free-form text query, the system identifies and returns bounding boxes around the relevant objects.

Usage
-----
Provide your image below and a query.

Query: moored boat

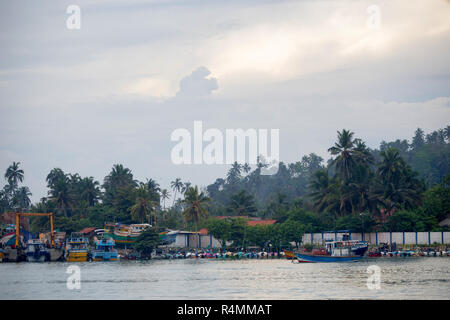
[91,237,119,261]
[25,239,50,262]
[295,239,368,263]
[65,232,89,262]
[104,223,151,245]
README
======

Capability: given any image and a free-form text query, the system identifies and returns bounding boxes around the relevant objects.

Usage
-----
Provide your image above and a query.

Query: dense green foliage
[134,228,161,257]
[0,126,448,240]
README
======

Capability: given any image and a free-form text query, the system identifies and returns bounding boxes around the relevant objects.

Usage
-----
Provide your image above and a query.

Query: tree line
[0,126,448,237]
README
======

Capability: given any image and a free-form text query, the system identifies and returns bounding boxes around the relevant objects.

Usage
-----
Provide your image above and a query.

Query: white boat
[25,239,50,262]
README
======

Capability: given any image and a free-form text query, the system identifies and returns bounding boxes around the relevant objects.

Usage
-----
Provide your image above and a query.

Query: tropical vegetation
[0,126,448,245]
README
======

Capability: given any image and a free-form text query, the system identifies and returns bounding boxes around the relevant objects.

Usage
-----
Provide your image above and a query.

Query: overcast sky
[1,0,449,202]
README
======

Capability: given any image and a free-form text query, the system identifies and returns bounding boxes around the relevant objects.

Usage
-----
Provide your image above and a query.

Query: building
[438,214,450,228]
[79,227,97,239]
[165,230,222,249]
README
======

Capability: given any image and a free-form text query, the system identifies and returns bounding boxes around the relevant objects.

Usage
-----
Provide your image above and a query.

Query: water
[1,258,449,299]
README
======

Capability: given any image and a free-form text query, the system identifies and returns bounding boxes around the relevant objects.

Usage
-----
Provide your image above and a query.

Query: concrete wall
[166,233,222,248]
[302,231,450,245]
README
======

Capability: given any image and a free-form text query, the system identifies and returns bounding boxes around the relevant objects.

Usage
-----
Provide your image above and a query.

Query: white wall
[302,232,450,245]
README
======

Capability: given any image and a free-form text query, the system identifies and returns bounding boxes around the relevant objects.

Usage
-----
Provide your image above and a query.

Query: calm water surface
[1,258,449,299]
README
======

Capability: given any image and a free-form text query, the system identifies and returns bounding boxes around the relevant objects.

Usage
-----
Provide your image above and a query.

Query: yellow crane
[15,212,54,248]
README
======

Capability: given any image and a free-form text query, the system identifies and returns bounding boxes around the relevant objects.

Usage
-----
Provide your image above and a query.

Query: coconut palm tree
[5,162,24,187]
[181,181,192,194]
[226,190,257,216]
[130,184,157,225]
[170,178,183,206]
[182,186,210,230]
[104,164,136,189]
[377,148,403,184]
[373,149,423,218]
[160,189,170,210]
[308,169,341,215]
[79,177,101,206]
[14,186,32,210]
[226,162,242,184]
[48,177,76,217]
[46,168,66,189]
[243,163,251,174]
[328,129,359,182]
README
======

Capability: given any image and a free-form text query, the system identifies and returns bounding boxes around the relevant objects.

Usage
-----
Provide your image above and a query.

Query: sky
[0,0,449,203]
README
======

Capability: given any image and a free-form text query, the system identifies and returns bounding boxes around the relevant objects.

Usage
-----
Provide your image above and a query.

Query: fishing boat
[91,237,119,261]
[0,247,4,262]
[295,239,368,263]
[104,223,177,246]
[65,232,89,262]
[104,223,151,245]
[25,239,50,262]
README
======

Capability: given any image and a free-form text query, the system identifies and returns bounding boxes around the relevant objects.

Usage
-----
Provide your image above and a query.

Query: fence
[302,231,450,245]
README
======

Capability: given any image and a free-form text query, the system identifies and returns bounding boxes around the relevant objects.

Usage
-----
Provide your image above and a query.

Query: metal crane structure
[15,212,54,248]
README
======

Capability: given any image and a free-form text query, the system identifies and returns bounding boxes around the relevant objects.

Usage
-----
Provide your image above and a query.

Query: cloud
[175,66,218,98]
[0,0,449,202]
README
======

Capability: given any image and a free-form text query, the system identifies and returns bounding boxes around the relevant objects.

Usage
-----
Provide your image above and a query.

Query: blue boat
[91,237,119,261]
[295,239,368,263]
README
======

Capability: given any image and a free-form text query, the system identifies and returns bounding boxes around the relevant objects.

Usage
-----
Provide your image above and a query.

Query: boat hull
[92,257,119,261]
[66,251,88,262]
[91,252,119,261]
[26,254,48,262]
[104,232,137,245]
[295,252,362,262]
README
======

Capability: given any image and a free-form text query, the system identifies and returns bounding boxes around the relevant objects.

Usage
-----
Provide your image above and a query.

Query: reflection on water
[1,258,449,299]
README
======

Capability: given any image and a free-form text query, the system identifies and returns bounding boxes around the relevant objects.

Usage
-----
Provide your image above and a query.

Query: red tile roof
[198,228,209,236]
[247,220,277,226]
[80,227,96,234]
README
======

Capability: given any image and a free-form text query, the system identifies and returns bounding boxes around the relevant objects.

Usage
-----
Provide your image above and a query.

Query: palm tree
[146,178,160,193]
[160,189,170,210]
[170,178,183,206]
[130,184,157,225]
[243,163,251,174]
[181,182,192,194]
[182,186,210,230]
[226,162,242,184]
[308,169,341,215]
[328,129,359,182]
[103,164,136,190]
[79,177,101,206]
[5,162,24,187]
[11,186,32,210]
[226,190,257,216]
[46,168,66,189]
[48,177,76,217]
[377,148,403,184]
[373,148,423,220]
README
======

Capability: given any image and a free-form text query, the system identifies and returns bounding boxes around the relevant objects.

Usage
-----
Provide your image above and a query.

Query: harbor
[1,220,449,262]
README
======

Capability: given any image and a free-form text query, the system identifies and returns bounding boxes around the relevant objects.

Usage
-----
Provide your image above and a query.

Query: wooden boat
[104,223,151,245]
[295,240,368,263]
[65,232,89,262]
[104,223,177,246]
